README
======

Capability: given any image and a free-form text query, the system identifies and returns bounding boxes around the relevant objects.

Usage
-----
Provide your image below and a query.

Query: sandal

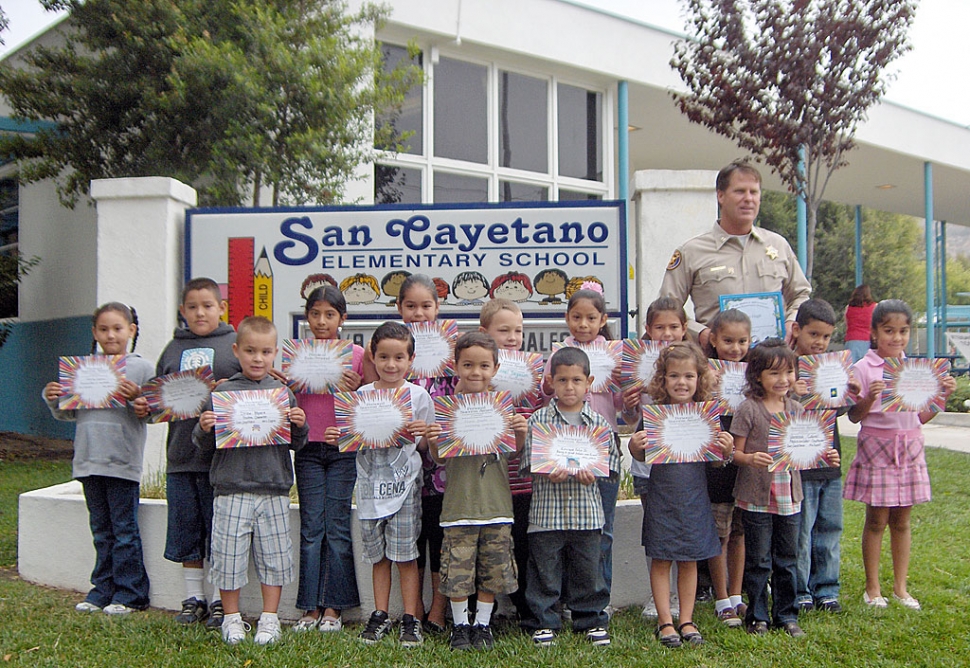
[678,621,704,646]
[655,622,682,648]
[318,615,342,632]
[292,614,320,632]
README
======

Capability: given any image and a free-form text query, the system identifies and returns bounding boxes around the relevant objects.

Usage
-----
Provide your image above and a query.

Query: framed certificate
[212,387,291,449]
[767,410,837,472]
[492,350,544,410]
[881,357,950,413]
[620,339,668,391]
[434,391,516,458]
[552,340,621,394]
[142,366,215,422]
[408,319,458,379]
[798,350,854,410]
[333,387,414,452]
[719,291,785,344]
[708,359,748,415]
[58,355,127,410]
[640,401,723,464]
[282,339,353,394]
[529,423,612,477]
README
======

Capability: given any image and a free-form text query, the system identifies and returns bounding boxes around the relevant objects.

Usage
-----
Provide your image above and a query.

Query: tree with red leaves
[671,0,917,279]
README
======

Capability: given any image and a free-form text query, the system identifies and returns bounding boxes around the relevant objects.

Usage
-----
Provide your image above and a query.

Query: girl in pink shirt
[845,299,955,611]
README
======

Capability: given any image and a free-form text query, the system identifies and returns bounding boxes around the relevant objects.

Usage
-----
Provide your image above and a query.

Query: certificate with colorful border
[719,291,785,344]
[408,319,458,379]
[708,360,748,415]
[434,391,515,458]
[491,350,544,410]
[143,366,215,422]
[529,423,611,477]
[58,355,127,410]
[798,350,854,410]
[767,410,837,472]
[212,387,291,449]
[333,387,414,452]
[640,401,723,464]
[282,338,353,394]
[552,340,621,394]
[620,339,667,391]
[881,357,949,413]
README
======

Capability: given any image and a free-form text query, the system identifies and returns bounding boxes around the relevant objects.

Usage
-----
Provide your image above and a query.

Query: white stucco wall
[19,483,651,620]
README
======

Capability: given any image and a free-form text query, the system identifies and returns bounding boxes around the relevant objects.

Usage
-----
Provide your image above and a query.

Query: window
[375,47,609,204]
[0,176,20,319]
[377,45,423,156]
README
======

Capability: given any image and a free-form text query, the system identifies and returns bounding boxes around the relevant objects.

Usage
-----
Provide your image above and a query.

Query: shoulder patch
[666,250,682,271]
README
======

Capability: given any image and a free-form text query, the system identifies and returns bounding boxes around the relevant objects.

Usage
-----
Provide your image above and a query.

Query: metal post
[618,81,629,203]
[854,205,863,286]
[925,162,935,358]
[797,146,807,272]
[940,221,947,352]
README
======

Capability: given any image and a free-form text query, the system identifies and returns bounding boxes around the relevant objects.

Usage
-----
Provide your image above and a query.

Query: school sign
[186,201,628,347]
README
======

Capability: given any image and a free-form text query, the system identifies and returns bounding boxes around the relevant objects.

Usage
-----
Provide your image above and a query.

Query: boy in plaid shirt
[520,347,616,647]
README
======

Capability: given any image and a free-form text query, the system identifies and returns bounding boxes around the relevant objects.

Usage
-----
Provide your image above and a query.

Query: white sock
[475,601,494,627]
[224,612,242,623]
[730,595,743,608]
[715,598,732,614]
[259,612,278,623]
[450,600,469,626]
[184,567,206,602]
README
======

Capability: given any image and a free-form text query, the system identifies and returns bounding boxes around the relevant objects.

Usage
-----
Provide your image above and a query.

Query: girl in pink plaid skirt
[845,300,955,611]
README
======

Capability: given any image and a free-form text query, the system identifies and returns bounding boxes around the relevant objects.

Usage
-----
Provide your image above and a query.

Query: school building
[3,0,970,440]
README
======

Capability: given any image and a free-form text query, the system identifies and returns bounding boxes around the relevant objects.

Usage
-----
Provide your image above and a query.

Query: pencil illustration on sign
[254,247,274,321]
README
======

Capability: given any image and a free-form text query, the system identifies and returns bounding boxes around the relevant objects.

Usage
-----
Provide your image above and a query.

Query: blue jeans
[164,471,213,562]
[525,530,609,632]
[81,476,150,609]
[846,340,869,363]
[597,472,620,592]
[742,509,799,626]
[796,478,843,604]
[294,443,360,611]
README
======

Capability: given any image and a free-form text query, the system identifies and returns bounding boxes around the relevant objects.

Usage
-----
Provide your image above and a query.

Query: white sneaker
[222,613,250,645]
[254,613,282,645]
[103,603,136,615]
[75,601,102,613]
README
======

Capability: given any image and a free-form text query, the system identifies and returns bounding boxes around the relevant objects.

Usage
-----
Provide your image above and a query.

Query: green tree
[0,0,420,207]
[671,0,916,280]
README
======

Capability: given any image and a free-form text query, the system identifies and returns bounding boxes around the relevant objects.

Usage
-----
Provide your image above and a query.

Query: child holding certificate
[353,322,435,647]
[396,273,457,634]
[544,285,637,595]
[629,342,733,647]
[732,340,838,638]
[427,332,528,651]
[479,298,533,623]
[43,303,154,615]
[705,308,751,627]
[845,299,955,611]
[194,316,309,645]
[155,277,241,629]
[520,346,613,648]
[291,285,365,633]
[790,299,859,614]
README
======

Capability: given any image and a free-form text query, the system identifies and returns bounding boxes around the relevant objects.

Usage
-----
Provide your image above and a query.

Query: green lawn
[0,441,968,667]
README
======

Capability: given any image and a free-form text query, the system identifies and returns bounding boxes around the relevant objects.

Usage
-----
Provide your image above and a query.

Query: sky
[2,0,969,127]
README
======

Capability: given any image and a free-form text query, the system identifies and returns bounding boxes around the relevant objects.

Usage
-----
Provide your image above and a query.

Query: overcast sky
[2,0,968,127]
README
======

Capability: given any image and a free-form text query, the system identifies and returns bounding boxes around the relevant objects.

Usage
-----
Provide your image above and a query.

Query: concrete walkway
[838,414,970,455]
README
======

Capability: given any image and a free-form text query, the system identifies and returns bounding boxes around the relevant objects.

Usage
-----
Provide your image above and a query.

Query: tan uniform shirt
[659,222,812,337]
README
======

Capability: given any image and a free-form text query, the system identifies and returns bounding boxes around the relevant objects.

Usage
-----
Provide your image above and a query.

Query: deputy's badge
[765,245,779,260]
[667,250,682,271]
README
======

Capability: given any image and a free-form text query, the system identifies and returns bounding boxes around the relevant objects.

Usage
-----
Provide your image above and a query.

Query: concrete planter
[934,411,970,427]
[19,483,651,621]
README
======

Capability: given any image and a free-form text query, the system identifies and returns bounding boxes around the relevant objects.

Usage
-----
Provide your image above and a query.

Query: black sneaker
[399,614,424,647]
[205,600,224,630]
[471,624,494,650]
[359,610,392,645]
[818,599,843,613]
[175,597,208,625]
[449,623,473,651]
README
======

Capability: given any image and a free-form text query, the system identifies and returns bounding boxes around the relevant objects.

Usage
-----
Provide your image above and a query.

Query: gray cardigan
[44,353,154,483]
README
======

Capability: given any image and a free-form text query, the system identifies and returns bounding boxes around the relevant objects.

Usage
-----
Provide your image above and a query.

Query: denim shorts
[164,472,214,563]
